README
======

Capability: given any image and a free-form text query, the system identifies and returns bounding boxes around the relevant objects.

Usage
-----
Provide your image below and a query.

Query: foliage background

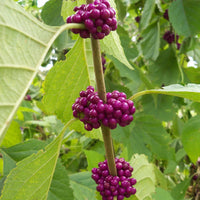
[0,0,200,199]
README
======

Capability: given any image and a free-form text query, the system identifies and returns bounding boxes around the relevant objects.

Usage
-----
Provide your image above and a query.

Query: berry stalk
[86,0,117,178]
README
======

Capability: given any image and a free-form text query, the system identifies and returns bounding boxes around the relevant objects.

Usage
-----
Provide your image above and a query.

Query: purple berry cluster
[163,30,181,50]
[163,9,169,21]
[92,158,137,200]
[66,0,117,39]
[72,86,136,131]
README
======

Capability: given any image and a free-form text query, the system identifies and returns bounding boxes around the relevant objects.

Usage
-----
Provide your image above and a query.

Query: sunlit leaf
[0,132,64,200]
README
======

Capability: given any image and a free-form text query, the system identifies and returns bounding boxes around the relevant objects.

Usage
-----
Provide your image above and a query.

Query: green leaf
[113,115,174,161]
[100,31,133,69]
[148,47,179,86]
[140,22,160,61]
[61,0,85,20]
[1,139,48,162]
[134,115,174,160]
[184,67,200,84]
[116,25,139,61]
[139,0,155,31]
[181,115,200,163]
[131,84,200,103]
[47,159,74,200]
[0,151,16,177]
[129,154,156,200]
[0,121,22,148]
[41,0,71,50]
[152,187,174,200]
[169,0,200,37]
[84,150,105,171]
[153,166,168,190]
[41,0,64,26]
[69,172,97,200]
[42,37,102,140]
[0,132,64,200]
[112,123,152,160]
[0,0,80,143]
[114,0,126,21]
[141,95,176,121]
[171,178,191,200]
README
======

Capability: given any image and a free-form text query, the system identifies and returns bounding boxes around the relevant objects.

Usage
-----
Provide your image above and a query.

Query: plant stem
[86,0,117,177]
[90,36,117,176]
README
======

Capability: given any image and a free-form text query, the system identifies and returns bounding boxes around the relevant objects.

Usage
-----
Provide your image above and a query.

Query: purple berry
[84,19,94,29]
[84,123,93,131]
[97,184,104,192]
[72,14,82,23]
[100,9,110,20]
[135,16,141,23]
[163,9,169,20]
[90,8,100,19]
[80,30,90,38]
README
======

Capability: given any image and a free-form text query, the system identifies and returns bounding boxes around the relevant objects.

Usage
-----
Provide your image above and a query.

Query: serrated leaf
[169,0,200,37]
[84,150,105,171]
[140,0,155,31]
[0,0,78,143]
[1,139,48,162]
[100,31,133,69]
[181,115,200,163]
[148,47,179,86]
[0,132,64,200]
[42,37,102,140]
[116,25,139,61]
[134,115,174,160]
[171,178,191,200]
[129,154,156,200]
[141,95,176,121]
[152,188,174,200]
[47,159,74,200]
[131,84,200,103]
[141,22,160,61]
[0,151,16,177]
[69,172,97,200]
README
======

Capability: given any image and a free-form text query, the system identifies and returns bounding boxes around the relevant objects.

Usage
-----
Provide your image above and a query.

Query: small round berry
[84,123,93,131]
[72,14,82,23]
[108,118,117,129]
[117,195,124,200]
[100,9,110,20]
[96,3,107,10]
[81,11,90,20]
[66,16,72,23]
[80,30,90,38]
[85,19,94,29]
[102,170,109,177]
[130,178,137,185]
[121,180,130,188]
[90,8,100,19]
[86,3,95,11]
[102,24,111,35]
[97,184,104,192]
[105,104,114,114]
[116,162,123,170]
